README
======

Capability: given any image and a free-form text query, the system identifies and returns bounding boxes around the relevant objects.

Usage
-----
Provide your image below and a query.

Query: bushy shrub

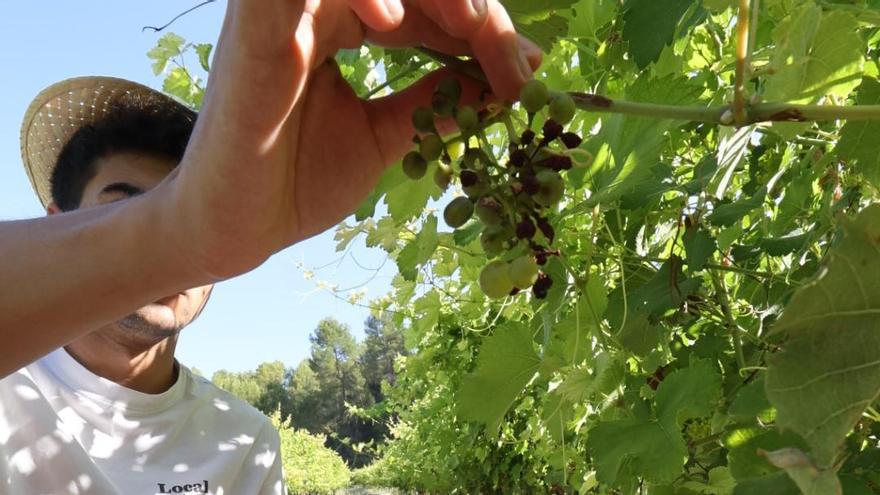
[270,411,351,494]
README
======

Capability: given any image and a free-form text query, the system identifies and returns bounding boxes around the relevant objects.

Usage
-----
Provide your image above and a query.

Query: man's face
[48,152,213,339]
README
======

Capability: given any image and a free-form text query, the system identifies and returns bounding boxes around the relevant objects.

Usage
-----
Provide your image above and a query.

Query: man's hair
[51,92,197,211]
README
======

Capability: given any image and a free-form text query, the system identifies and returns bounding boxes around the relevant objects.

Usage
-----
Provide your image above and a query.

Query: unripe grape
[446,140,465,161]
[549,93,576,125]
[521,129,536,145]
[480,226,508,257]
[509,149,529,168]
[516,218,536,239]
[537,217,555,243]
[456,106,479,134]
[534,169,565,207]
[436,77,462,106]
[420,134,444,161]
[561,132,583,149]
[412,107,435,134]
[475,196,504,226]
[521,173,540,195]
[509,256,540,289]
[543,120,563,141]
[532,273,553,299]
[520,80,549,114]
[403,151,428,180]
[480,260,515,299]
[434,163,453,190]
[460,170,479,187]
[444,196,474,228]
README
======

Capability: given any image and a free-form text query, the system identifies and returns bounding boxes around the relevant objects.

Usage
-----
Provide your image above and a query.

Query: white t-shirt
[0,348,285,495]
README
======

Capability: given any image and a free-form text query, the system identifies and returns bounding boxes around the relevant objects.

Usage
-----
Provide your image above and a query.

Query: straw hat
[20,76,187,208]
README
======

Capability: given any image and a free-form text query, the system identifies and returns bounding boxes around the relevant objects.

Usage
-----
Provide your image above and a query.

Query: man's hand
[168,0,542,280]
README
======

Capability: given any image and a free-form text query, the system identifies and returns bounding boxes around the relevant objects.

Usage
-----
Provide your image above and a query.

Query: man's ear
[46,202,61,216]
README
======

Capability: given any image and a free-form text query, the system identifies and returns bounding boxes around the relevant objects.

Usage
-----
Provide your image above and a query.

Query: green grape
[533,169,565,207]
[509,256,539,289]
[402,151,428,180]
[475,197,504,226]
[434,162,453,190]
[479,260,514,299]
[419,134,444,162]
[456,106,479,134]
[446,140,464,161]
[520,80,549,114]
[444,196,474,228]
[412,107,435,134]
[480,226,510,258]
[549,93,576,125]
[432,77,461,117]
[436,76,462,104]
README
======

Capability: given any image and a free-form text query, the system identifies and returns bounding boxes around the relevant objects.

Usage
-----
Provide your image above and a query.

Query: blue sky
[0,1,397,376]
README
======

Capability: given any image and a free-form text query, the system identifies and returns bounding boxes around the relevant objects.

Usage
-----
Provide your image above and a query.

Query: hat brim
[20,76,187,208]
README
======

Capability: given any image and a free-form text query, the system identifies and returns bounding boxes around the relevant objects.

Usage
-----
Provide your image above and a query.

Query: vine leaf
[456,322,542,434]
[837,78,880,191]
[622,0,701,69]
[396,215,439,281]
[766,205,880,468]
[764,5,864,103]
[759,448,842,495]
[587,360,721,487]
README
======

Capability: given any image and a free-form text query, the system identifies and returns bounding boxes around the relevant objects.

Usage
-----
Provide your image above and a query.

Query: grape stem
[418,47,880,125]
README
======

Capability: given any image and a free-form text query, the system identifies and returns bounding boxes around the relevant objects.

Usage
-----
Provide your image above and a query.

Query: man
[2,80,284,494]
[0,0,540,493]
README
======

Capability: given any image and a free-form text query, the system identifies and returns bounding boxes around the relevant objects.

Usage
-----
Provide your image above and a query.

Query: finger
[467,0,533,102]
[418,0,489,38]
[365,69,494,165]
[348,0,404,32]
[366,7,472,55]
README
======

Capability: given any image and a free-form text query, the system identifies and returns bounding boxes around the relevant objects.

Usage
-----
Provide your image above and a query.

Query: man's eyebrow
[99,183,144,198]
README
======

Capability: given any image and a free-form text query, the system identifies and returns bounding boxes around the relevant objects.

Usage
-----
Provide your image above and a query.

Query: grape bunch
[404,77,589,300]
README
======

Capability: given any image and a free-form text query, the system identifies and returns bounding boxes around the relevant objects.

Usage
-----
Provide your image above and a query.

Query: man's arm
[0,186,206,378]
[0,0,539,378]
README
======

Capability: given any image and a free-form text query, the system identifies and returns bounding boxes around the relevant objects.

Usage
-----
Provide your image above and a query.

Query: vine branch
[420,47,880,126]
[734,0,751,125]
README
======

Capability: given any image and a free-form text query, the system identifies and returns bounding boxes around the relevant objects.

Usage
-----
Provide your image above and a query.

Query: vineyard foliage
[151,0,880,493]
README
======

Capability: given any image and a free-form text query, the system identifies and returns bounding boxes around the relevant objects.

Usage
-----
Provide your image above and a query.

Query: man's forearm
[0,187,205,378]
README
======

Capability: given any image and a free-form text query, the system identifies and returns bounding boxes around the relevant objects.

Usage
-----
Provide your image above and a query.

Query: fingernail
[383,0,404,23]
[518,49,534,81]
[517,34,542,58]
[471,0,488,17]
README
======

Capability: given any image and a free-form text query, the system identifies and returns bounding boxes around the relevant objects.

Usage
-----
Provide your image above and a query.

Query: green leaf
[732,472,800,495]
[565,0,617,39]
[764,6,864,103]
[766,205,880,467]
[622,0,701,68]
[683,226,717,272]
[708,187,767,227]
[725,427,809,480]
[195,43,213,72]
[728,376,773,421]
[588,419,687,486]
[147,32,185,75]
[162,67,197,106]
[655,359,722,430]
[837,78,880,191]
[760,448,842,495]
[541,390,574,443]
[396,216,439,281]
[456,322,542,434]
[385,165,442,223]
[452,221,484,247]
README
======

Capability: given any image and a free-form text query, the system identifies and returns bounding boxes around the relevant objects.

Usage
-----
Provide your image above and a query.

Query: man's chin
[118,308,181,340]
